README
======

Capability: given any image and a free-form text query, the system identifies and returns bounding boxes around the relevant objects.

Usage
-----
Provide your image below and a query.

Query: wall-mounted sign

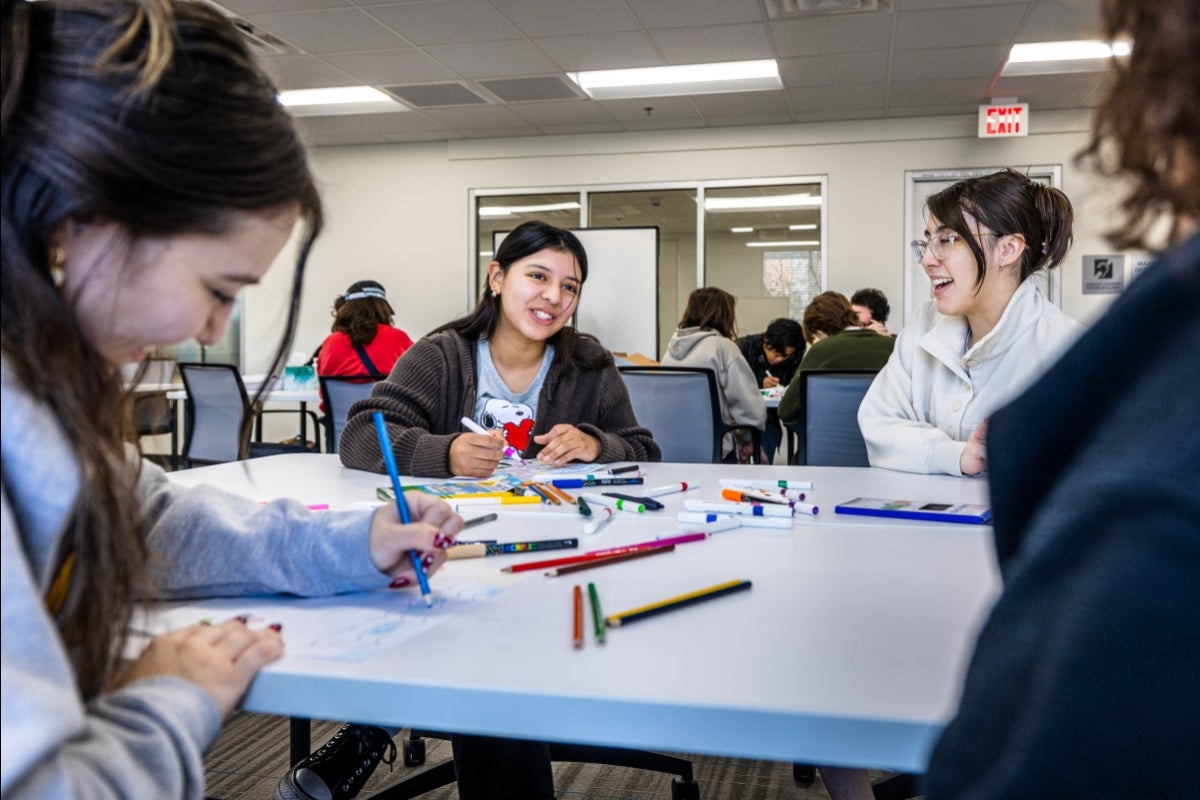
[1131,253,1155,281]
[978,103,1029,138]
[1082,254,1125,294]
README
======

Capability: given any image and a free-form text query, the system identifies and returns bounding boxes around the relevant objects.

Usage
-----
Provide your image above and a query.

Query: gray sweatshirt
[1,358,389,799]
[661,328,767,429]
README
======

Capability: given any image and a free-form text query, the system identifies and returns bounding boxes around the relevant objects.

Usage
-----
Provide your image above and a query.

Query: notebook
[834,497,993,525]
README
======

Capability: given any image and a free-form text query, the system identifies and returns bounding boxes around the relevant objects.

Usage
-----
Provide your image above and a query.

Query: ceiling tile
[459,126,543,138]
[253,9,406,54]
[321,48,456,84]
[770,12,895,57]
[778,50,889,88]
[896,0,1026,9]
[649,23,774,64]
[418,104,529,129]
[533,32,663,71]
[260,54,357,89]
[384,130,464,142]
[222,0,348,12]
[480,76,582,102]
[424,40,559,78]
[598,97,703,122]
[887,77,992,106]
[1018,0,1103,41]
[787,82,887,111]
[538,122,626,135]
[344,111,452,134]
[305,131,390,146]
[625,0,764,28]
[894,4,1028,50]
[621,117,708,132]
[691,90,791,117]
[507,100,614,125]
[488,0,642,37]
[366,0,521,46]
[891,45,1009,81]
[385,82,489,107]
[792,108,882,123]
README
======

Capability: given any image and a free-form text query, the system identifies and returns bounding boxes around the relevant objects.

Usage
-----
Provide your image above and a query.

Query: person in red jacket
[316,280,413,377]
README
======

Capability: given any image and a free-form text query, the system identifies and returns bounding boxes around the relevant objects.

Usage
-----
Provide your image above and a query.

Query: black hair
[762,317,804,352]
[925,169,1073,290]
[332,280,395,349]
[850,288,890,324]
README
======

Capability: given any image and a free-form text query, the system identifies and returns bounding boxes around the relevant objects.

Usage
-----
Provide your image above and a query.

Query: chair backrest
[319,375,381,453]
[801,369,878,467]
[178,362,250,464]
[618,366,723,463]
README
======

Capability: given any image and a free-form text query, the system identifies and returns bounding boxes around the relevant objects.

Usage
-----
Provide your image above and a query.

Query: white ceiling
[211,0,1108,147]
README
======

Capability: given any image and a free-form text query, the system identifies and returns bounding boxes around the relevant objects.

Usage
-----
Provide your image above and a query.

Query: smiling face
[58,207,298,366]
[920,211,1027,335]
[488,247,582,346]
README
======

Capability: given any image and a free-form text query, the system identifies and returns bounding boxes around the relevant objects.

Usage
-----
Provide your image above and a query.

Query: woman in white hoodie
[859,169,1080,476]
[662,287,766,461]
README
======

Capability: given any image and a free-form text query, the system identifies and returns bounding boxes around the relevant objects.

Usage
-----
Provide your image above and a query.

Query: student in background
[662,287,767,463]
[339,220,658,479]
[925,1,1199,796]
[858,169,1080,476]
[0,3,462,799]
[850,287,892,335]
[737,317,805,463]
[778,292,894,425]
[316,280,413,378]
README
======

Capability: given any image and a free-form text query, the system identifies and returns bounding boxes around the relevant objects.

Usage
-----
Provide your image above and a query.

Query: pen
[602,492,664,511]
[588,582,605,645]
[551,477,646,488]
[677,511,793,529]
[462,512,499,528]
[720,487,792,506]
[581,506,614,536]
[606,579,753,627]
[644,482,694,497]
[580,492,641,513]
[372,411,433,607]
[576,495,592,517]
[684,499,793,518]
[460,416,524,462]
[610,464,641,475]
[572,585,584,649]
[792,502,819,516]
[718,478,812,491]
[546,546,675,576]
[502,536,700,573]
[446,538,579,559]
[674,516,741,535]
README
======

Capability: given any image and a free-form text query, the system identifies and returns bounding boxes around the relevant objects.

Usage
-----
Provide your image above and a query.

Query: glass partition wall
[471,178,826,359]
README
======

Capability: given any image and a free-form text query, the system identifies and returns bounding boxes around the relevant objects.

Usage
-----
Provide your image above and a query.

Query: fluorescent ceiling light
[705,193,822,212]
[478,202,581,217]
[746,240,819,248]
[1002,40,1131,76]
[789,224,817,230]
[568,59,781,100]
[279,86,407,116]
[730,227,754,233]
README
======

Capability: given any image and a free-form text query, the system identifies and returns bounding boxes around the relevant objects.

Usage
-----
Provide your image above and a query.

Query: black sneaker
[275,723,397,800]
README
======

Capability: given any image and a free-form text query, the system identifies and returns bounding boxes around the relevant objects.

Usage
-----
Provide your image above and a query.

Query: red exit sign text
[978,103,1029,138]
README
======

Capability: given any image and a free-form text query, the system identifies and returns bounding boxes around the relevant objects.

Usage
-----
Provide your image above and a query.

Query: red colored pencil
[546,545,676,576]
[500,532,706,574]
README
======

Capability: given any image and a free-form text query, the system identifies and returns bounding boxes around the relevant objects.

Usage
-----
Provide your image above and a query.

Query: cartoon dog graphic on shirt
[480,399,535,452]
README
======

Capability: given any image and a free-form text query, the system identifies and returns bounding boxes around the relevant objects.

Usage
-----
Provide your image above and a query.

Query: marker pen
[683,499,793,518]
[718,478,813,491]
[582,492,644,513]
[677,511,792,529]
[460,416,524,462]
[720,487,792,506]
[644,481,695,497]
[582,506,614,536]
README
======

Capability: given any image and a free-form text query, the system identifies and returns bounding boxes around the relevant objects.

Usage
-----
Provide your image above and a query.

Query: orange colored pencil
[572,585,584,649]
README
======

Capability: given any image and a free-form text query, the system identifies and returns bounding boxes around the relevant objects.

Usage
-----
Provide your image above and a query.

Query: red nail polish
[268,623,283,632]
[390,576,410,588]
[235,615,250,624]
[434,532,453,549]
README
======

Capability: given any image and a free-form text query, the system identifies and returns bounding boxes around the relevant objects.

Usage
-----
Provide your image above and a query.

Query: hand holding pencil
[367,483,464,589]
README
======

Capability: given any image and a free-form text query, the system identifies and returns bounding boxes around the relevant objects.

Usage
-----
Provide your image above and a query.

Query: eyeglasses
[911,231,1000,261]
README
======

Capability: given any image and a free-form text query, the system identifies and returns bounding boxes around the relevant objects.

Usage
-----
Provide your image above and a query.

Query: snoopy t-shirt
[472,338,554,453]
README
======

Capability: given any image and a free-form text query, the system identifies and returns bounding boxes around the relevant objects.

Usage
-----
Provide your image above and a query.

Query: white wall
[244,109,1121,374]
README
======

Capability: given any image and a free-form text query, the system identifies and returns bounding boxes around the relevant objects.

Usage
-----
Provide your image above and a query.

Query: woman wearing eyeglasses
[858,169,1081,476]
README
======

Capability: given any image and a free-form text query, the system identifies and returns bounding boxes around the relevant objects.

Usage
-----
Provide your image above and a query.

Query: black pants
[452,734,555,800]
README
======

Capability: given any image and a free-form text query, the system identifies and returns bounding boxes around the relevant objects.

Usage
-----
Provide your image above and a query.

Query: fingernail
[234,615,250,624]
[434,532,454,549]
[389,576,410,588]
[268,623,283,632]
[422,553,435,567]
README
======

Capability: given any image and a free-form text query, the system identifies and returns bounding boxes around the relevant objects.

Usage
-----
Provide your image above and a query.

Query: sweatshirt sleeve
[338,338,461,478]
[858,328,965,476]
[721,343,768,429]
[136,460,390,598]
[2,490,219,800]
[576,363,662,463]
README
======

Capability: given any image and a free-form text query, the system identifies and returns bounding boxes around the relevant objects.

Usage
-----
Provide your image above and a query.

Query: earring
[49,246,66,288]
[491,289,499,299]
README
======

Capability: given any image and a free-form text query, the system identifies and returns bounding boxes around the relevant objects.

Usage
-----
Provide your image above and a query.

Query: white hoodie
[661,327,767,429]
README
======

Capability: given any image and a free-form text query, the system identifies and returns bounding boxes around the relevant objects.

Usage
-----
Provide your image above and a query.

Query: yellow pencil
[605,579,752,627]
[450,494,543,507]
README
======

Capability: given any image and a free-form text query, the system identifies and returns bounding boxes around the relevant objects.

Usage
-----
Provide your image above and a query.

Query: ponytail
[1030,182,1073,275]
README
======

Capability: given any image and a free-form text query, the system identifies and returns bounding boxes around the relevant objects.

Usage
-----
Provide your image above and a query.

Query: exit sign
[978,103,1029,138]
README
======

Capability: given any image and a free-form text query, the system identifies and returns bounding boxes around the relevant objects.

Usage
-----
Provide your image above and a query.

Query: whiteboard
[903,166,1062,328]
[493,227,659,357]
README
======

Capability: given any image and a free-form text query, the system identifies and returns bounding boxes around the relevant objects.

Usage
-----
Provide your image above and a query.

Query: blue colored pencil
[372,411,433,607]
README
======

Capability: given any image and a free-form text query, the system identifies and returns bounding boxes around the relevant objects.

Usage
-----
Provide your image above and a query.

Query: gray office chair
[618,365,760,464]
[128,358,180,470]
[795,369,879,467]
[178,363,318,466]
[318,375,381,454]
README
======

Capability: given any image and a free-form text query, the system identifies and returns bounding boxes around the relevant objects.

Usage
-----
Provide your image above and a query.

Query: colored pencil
[606,579,752,627]
[449,494,542,507]
[447,538,579,559]
[588,582,606,644]
[545,545,675,576]
[372,411,432,607]
[501,533,705,573]
[462,512,499,528]
[572,585,584,649]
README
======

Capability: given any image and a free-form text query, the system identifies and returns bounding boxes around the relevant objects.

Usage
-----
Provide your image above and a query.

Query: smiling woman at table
[857,169,1081,476]
[0,3,462,799]
[340,220,660,478]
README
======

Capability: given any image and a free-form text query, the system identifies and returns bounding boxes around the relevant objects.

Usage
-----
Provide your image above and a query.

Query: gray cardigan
[0,358,387,800]
[339,328,661,477]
